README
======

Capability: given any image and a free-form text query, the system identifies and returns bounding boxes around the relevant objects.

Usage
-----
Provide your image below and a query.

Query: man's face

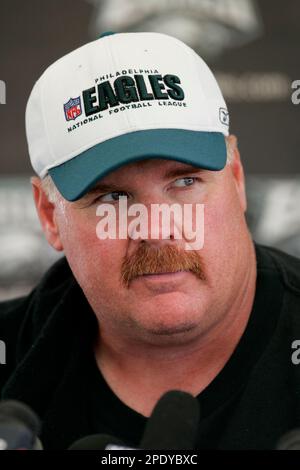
[35,144,252,344]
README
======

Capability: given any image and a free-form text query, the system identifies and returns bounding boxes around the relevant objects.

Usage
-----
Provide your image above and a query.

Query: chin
[135,305,202,338]
[146,322,198,337]
[144,295,206,321]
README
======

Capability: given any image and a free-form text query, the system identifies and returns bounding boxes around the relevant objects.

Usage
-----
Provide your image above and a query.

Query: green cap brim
[49,129,227,201]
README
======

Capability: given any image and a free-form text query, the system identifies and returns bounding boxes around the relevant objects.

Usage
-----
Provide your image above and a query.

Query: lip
[130,270,195,293]
[138,271,190,282]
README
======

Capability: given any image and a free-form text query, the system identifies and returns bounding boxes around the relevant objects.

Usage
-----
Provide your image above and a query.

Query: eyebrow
[86,182,124,196]
[163,164,204,179]
[84,165,204,197]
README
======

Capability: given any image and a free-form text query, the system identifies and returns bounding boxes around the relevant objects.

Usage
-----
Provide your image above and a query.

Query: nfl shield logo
[64,97,82,121]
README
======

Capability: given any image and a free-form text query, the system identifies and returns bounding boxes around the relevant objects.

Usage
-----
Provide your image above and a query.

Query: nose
[127,200,185,248]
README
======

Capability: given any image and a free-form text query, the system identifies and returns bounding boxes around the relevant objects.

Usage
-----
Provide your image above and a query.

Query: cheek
[201,183,248,278]
[57,210,98,258]
[205,190,243,241]
[56,209,125,289]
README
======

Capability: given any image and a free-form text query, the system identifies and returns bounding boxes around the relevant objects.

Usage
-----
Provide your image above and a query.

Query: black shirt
[86,250,285,449]
[1,243,300,449]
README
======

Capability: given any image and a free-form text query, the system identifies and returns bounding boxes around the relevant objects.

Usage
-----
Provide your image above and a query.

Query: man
[1,31,300,450]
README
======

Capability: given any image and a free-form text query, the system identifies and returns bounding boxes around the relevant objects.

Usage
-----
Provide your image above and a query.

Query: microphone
[276,429,300,450]
[68,434,132,450]
[140,390,200,450]
[69,390,200,450]
[0,400,42,450]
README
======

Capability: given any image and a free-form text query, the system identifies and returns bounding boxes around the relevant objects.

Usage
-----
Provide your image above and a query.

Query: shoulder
[0,295,31,341]
[255,243,300,341]
[255,243,300,296]
[0,295,32,382]
[0,256,74,389]
[0,256,73,349]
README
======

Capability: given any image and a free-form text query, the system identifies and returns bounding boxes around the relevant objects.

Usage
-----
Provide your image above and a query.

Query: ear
[227,135,247,212]
[31,177,64,251]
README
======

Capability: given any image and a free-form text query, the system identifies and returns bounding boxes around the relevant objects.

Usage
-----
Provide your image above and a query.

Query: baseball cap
[25,31,229,201]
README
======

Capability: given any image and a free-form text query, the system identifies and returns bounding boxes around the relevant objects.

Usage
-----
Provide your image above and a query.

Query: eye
[96,191,129,203]
[173,177,197,187]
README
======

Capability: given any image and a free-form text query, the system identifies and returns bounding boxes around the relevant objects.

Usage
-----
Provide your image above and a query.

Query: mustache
[121,243,206,288]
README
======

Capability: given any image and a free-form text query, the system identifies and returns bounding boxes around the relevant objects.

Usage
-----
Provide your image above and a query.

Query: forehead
[95,158,202,185]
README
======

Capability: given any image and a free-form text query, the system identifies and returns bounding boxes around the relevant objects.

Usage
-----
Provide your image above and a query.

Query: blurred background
[0,0,299,300]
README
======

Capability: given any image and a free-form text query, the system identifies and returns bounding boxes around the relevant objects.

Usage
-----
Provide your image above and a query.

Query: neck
[94,242,257,417]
